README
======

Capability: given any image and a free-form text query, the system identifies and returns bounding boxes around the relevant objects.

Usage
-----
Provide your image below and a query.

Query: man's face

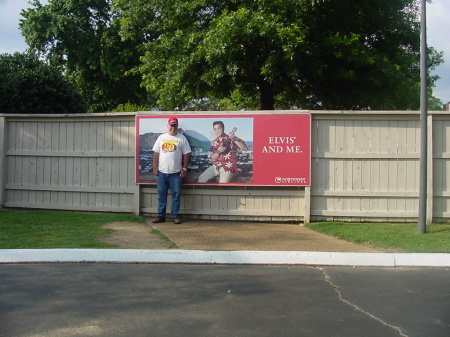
[167,124,178,136]
[213,124,225,137]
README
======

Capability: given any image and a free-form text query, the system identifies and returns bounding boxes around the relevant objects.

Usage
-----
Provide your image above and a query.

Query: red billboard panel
[136,114,310,186]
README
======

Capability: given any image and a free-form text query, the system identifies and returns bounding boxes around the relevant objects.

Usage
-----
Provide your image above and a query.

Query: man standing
[198,120,248,183]
[152,117,191,224]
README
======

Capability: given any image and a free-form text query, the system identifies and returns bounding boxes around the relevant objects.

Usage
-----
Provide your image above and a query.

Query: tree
[115,0,443,110]
[428,95,444,111]
[20,0,148,112]
[0,52,86,114]
[297,0,443,110]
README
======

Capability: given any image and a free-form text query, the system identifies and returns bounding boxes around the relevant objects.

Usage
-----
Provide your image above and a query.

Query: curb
[1,249,449,267]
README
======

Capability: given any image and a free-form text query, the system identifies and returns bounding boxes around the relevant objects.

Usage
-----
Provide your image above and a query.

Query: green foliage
[0,52,86,114]
[0,209,146,249]
[299,0,443,110]
[115,0,443,110]
[306,222,450,253]
[112,102,151,112]
[428,95,444,111]
[20,0,148,113]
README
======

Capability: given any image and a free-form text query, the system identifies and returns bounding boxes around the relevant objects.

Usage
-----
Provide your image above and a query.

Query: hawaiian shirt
[210,135,244,173]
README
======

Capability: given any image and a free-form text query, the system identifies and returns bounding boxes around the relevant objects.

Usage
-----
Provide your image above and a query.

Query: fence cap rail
[1,110,448,119]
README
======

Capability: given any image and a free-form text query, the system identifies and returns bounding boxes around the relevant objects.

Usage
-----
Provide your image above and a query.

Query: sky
[1,0,449,104]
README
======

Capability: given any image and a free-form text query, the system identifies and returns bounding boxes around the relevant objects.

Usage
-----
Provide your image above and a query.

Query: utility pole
[418,0,427,234]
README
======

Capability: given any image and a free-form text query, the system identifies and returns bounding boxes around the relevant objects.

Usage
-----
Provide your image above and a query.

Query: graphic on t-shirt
[162,139,178,152]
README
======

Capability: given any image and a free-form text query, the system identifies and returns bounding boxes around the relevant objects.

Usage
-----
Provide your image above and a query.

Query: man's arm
[229,129,248,151]
[180,153,190,178]
[211,148,221,162]
[153,152,160,176]
[233,138,248,151]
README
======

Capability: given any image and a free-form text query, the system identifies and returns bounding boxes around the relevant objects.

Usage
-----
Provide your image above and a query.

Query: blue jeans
[156,171,182,218]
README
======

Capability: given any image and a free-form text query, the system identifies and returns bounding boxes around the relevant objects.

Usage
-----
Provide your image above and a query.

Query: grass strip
[0,209,146,249]
[306,222,450,253]
[151,229,178,249]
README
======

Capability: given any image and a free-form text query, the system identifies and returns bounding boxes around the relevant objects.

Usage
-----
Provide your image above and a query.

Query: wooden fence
[1,111,449,223]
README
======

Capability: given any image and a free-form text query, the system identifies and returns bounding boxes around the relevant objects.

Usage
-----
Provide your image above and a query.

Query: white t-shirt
[152,133,191,174]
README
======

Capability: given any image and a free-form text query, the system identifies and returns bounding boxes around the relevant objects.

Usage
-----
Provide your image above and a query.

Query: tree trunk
[257,80,275,110]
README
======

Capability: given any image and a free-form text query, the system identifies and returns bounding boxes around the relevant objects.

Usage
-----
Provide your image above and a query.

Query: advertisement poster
[136,114,310,186]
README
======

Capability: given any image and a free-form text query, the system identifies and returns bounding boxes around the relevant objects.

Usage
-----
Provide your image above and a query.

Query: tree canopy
[20,0,148,112]
[0,52,86,114]
[114,0,443,110]
[20,0,444,111]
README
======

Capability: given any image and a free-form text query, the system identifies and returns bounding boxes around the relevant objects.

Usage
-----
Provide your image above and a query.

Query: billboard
[136,114,311,186]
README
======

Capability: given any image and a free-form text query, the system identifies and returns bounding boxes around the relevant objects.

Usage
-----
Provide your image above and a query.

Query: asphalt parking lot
[1,263,448,337]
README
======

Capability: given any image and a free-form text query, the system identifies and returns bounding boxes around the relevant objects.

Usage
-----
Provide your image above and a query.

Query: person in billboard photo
[152,117,191,224]
[198,120,248,183]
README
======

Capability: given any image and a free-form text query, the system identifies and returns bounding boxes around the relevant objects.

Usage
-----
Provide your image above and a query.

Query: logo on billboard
[275,177,307,184]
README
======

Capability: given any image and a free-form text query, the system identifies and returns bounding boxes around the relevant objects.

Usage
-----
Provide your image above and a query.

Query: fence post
[133,183,141,216]
[304,186,311,223]
[427,114,433,224]
[0,117,7,207]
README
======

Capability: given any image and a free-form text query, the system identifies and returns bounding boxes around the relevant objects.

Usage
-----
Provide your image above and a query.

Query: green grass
[0,209,146,249]
[151,229,179,249]
[306,222,450,253]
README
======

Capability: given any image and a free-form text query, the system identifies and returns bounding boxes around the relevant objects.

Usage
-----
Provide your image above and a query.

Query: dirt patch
[99,220,398,253]
[99,221,171,249]
[150,220,391,252]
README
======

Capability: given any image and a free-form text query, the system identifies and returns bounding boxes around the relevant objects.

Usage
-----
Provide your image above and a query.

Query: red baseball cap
[168,117,179,125]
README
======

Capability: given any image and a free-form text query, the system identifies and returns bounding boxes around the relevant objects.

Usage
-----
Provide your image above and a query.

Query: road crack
[318,267,408,337]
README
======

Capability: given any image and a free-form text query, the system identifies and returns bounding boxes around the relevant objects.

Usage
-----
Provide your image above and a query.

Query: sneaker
[152,216,166,223]
[173,218,182,224]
